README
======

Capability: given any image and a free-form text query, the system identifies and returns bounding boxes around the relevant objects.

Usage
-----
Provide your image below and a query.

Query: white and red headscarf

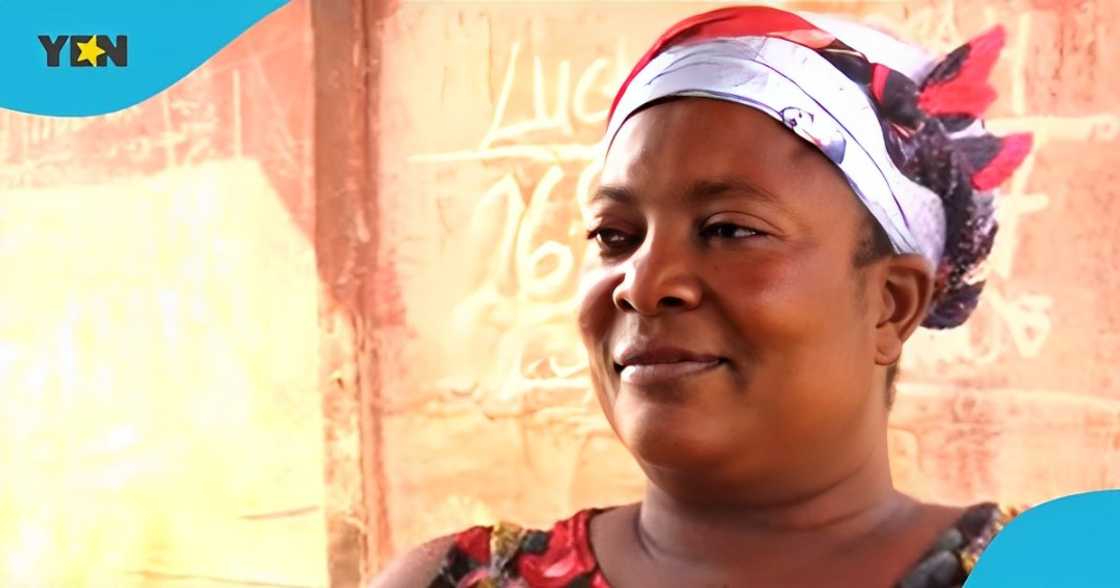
[605,6,1032,328]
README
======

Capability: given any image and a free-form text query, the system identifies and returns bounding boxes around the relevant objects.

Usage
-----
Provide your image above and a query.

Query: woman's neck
[633,435,913,567]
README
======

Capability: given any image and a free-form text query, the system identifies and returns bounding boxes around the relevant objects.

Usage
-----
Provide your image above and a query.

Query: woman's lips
[618,359,723,385]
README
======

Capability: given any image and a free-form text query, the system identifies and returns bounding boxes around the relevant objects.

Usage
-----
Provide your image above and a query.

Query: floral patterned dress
[428,503,1022,588]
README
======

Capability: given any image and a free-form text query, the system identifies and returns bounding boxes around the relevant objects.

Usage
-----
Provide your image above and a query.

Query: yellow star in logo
[75,35,105,67]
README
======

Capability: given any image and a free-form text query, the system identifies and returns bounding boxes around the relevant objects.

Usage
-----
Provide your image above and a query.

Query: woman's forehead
[597,98,854,211]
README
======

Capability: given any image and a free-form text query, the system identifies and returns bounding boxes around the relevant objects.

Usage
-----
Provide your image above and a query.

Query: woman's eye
[586,227,636,252]
[702,222,763,240]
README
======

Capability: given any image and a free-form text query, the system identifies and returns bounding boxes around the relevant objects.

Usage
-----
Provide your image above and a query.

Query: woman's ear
[874,254,935,366]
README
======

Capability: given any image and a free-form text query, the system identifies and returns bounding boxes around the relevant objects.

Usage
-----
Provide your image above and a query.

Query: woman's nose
[612,236,702,316]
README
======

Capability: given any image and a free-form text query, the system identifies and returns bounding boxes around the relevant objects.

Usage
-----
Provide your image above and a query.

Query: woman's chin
[614,400,733,471]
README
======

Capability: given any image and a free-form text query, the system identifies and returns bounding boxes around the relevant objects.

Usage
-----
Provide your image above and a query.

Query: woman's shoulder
[368,534,458,588]
[370,501,1028,587]
[372,508,607,588]
[954,502,1028,571]
[898,501,1028,587]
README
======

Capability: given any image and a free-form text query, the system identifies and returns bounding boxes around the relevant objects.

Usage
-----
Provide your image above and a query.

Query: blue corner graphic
[0,0,289,117]
[966,489,1120,586]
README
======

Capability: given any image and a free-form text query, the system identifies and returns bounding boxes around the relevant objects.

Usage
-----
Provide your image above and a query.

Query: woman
[376,6,1031,587]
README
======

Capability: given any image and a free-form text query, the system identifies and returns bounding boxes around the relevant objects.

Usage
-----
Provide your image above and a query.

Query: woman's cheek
[576,264,621,343]
[715,254,796,306]
[577,265,623,418]
[716,253,821,340]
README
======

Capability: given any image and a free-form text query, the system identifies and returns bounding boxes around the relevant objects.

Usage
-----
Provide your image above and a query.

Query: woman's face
[578,98,894,497]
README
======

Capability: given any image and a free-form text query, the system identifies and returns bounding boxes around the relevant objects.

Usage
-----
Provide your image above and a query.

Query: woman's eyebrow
[684,178,784,206]
[589,178,784,207]
[589,185,635,204]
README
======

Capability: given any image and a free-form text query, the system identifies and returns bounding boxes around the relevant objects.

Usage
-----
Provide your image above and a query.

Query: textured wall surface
[3,0,1117,585]
[0,3,324,587]
[370,0,1120,568]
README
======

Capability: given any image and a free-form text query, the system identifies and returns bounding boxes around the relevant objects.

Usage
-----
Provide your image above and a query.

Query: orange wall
[0,3,325,586]
[370,0,1120,565]
[3,1,1118,584]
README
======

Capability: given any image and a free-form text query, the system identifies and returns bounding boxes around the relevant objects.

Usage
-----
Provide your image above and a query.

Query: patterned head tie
[605,6,1033,329]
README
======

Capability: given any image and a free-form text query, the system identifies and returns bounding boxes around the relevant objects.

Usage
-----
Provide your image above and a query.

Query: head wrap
[605,6,1032,329]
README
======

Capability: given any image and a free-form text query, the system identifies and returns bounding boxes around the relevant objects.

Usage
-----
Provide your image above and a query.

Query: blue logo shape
[966,490,1120,586]
[1,0,289,117]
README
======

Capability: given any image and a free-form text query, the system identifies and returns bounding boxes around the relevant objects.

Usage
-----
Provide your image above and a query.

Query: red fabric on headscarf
[608,6,821,120]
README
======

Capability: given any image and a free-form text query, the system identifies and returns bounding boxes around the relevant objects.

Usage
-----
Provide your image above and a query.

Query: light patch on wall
[0,160,325,587]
